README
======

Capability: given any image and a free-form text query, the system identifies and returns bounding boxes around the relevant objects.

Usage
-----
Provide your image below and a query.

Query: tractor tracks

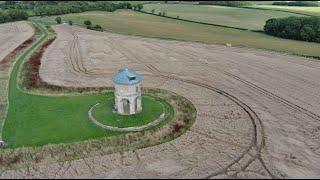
[141,61,275,178]
[216,68,320,122]
[162,74,274,178]
[66,31,103,76]
[67,32,89,74]
[114,42,274,177]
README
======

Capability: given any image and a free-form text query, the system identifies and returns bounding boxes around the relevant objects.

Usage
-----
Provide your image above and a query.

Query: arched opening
[122,99,130,114]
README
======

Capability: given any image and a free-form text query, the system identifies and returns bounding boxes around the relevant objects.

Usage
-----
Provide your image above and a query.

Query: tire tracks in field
[59,28,320,178]
[148,40,320,122]
[116,42,274,178]
[160,74,275,178]
[67,32,89,74]
[66,30,102,76]
[215,68,320,122]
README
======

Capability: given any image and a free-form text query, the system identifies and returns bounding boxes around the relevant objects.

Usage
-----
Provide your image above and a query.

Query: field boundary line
[136,10,249,31]
[240,6,315,17]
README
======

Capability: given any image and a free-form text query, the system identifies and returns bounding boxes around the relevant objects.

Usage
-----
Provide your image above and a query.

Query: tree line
[0,9,28,23]
[32,1,132,16]
[0,1,135,23]
[198,1,253,7]
[264,16,320,43]
[272,1,319,7]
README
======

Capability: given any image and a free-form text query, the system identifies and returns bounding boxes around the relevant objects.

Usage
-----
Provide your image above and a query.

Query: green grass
[3,92,124,148]
[142,4,305,30]
[247,5,320,16]
[31,10,320,58]
[93,95,173,128]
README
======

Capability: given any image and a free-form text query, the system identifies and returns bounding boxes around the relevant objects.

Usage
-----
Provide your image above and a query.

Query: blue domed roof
[113,68,141,85]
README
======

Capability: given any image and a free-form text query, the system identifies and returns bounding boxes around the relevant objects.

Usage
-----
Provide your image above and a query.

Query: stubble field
[2,24,319,178]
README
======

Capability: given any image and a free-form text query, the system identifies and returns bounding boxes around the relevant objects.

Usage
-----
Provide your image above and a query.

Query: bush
[55,17,62,24]
[86,24,103,31]
[93,24,103,31]
[137,4,143,11]
[264,16,320,43]
[84,20,91,26]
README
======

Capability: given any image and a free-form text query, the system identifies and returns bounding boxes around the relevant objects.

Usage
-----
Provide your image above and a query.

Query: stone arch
[121,98,130,114]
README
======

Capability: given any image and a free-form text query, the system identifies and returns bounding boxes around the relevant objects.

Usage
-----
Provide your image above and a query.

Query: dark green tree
[137,4,143,11]
[300,25,316,41]
[84,20,92,26]
[55,17,62,24]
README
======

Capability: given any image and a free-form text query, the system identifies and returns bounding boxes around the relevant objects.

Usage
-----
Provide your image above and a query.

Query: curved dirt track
[3,24,320,178]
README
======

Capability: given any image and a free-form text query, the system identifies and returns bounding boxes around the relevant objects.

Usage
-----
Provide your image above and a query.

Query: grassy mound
[92,95,172,128]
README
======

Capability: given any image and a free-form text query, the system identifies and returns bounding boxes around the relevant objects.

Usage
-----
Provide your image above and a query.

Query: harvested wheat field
[0,22,34,63]
[3,24,320,178]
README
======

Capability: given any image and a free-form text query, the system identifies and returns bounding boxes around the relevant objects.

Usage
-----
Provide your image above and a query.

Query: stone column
[117,97,123,114]
[137,96,142,112]
[129,98,135,114]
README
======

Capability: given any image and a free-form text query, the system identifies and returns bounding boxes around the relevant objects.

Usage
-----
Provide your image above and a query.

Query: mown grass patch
[93,95,170,128]
[3,92,124,148]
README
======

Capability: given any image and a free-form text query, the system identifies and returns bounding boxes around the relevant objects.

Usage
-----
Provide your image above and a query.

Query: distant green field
[142,4,305,30]
[248,5,320,16]
[31,10,320,58]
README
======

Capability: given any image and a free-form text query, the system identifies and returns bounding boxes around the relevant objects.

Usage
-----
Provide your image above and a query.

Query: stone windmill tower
[113,68,142,115]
